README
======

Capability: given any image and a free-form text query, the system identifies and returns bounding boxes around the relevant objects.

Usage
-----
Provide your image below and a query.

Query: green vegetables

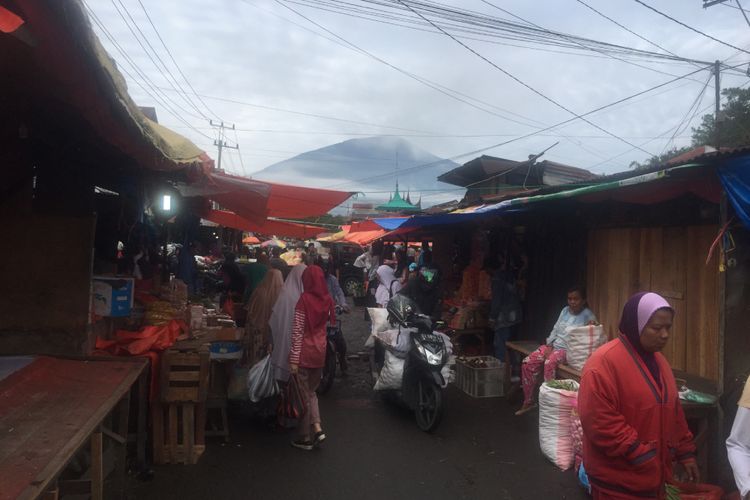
[545,380,578,392]
[665,483,681,500]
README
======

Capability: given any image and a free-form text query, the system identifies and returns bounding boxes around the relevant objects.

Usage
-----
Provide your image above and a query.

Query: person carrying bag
[287,266,336,451]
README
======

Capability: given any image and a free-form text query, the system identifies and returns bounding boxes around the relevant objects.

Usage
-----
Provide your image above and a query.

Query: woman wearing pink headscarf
[288,266,336,451]
[578,292,698,499]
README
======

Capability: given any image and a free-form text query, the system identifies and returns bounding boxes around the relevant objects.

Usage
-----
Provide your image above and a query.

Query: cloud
[87,0,750,180]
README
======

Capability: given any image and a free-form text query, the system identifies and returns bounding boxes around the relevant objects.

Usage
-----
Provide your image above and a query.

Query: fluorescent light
[162,194,171,212]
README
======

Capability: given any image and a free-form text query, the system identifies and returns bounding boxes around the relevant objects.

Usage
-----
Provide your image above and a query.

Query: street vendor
[515,286,596,416]
[578,292,698,499]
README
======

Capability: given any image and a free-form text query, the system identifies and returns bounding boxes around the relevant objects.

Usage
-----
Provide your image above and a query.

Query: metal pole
[715,60,721,148]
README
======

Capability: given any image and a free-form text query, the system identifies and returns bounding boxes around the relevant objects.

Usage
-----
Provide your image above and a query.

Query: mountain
[251,137,461,209]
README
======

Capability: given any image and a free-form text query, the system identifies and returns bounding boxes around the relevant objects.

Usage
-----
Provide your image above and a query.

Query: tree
[691,87,750,148]
[630,86,750,169]
[629,146,691,170]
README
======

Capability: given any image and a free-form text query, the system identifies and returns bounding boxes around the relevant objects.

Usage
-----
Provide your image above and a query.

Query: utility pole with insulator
[210,120,238,171]
[714,60,722,148]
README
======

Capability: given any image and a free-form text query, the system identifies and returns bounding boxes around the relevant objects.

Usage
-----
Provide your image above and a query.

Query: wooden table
[0,356,147,500]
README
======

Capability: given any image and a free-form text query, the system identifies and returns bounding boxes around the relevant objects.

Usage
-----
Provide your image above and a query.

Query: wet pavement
[127,303,587,500]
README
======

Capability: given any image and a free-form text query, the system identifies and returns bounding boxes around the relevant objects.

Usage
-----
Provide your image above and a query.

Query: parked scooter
[370,295,448,432]
[318,305,346,395]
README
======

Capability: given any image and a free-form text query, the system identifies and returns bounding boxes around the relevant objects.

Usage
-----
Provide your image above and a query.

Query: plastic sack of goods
[565,324,606,372]
[539,379,579,471]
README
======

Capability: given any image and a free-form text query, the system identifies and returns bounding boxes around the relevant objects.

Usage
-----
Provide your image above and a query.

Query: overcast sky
[86,0,750,190]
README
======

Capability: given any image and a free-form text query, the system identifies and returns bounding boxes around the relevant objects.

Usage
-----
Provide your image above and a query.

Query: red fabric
[294,266,335,368]
[202,209,326,239]
[0,6,24,33]
[579,336,696,499]
[190,171,352,223]
[94,319,186,400]
[265,181,353,219]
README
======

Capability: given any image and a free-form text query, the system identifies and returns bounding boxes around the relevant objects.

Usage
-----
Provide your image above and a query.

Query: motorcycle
[370,295,449,432]
[318,305,346,395]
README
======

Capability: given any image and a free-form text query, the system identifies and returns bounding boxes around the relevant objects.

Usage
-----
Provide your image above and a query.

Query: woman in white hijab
[374,264,401,307]
[269,264,307,382]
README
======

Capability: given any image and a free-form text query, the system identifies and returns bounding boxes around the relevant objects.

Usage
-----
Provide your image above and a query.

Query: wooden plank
[168,404,178,463]
[164,387,201,402]
[183,403,195,464]
[91,431,103,500]
[0,357,146,500]
[169,371,201,382]
[151,403,165,465]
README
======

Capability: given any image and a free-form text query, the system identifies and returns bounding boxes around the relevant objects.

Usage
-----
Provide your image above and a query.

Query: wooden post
[91,429,103,500]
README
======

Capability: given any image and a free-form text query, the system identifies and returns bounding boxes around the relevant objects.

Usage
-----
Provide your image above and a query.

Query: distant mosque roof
[376,182,422,212]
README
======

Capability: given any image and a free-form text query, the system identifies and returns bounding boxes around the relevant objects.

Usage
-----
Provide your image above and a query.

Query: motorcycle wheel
[415,379,443,433]
[317,343,337,395]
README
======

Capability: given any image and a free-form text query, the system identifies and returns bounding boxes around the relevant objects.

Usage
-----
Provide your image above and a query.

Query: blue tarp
[372,217,409,231]
[718,156,750,229]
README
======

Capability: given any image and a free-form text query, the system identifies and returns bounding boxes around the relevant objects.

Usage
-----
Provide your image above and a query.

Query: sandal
[515,404,537,416]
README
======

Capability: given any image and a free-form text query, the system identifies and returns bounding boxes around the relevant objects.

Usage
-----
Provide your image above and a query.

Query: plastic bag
[247,354,279,402]
[278,373,307,421]
[374,350,405,391]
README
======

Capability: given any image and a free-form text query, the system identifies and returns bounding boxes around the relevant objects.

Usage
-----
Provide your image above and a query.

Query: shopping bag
[246,354,279,402]
[278,374,308,422]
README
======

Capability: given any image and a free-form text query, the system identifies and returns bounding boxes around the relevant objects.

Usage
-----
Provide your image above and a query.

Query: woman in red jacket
[579,292,698,499]
[288,266,336,451]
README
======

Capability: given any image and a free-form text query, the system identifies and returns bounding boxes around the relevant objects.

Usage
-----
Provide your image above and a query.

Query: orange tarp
[203,209,327,239]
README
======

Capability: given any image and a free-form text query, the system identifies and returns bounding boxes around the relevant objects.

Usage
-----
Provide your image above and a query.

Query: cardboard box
[92,276,134,317]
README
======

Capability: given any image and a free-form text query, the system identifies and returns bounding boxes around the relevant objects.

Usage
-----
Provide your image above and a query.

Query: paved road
[128,304,586,500]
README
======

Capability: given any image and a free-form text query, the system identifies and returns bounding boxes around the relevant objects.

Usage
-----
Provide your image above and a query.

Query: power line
[396,0,656,156]
[327,64,711,188]
[661,72,712,153]
[135,0,224,122]
[113,0,211,120]
[269,0,632,166]
[106,0,207,121]
[573,0,697,65]
[634,0,750,56]
[82,3,213,140]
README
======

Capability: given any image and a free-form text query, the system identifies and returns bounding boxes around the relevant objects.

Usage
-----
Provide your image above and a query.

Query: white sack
[565,325,606,372]
[539,380,579,471]
[365,307,390,348]
[374,350,405,391]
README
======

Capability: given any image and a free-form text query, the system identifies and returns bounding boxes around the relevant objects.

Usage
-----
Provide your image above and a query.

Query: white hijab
[375,264,401,307]
[269,264,307,381]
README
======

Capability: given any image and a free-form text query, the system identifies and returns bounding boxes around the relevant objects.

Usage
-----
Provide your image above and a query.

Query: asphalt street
[127,304,587,500]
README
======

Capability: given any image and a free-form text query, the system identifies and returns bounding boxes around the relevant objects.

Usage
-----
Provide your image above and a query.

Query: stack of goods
[145,301,181,326]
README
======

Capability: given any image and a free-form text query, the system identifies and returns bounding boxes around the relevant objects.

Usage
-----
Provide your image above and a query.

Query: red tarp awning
[203,209,327,239]
[183,171,353,223]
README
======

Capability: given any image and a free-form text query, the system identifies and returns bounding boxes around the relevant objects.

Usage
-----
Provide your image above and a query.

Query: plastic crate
[455,356,504,398]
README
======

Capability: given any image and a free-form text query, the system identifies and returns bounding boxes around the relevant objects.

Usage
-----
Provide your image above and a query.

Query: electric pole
[714,60,722,148]
[210,120,238,171]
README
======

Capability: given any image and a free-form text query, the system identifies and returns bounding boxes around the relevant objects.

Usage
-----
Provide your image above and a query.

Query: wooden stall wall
[0,215,96,355]
[586,225,720,381]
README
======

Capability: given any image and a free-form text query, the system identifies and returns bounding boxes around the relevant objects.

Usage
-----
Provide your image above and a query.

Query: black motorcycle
[318,305,346,395]
[370,295,448,432]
